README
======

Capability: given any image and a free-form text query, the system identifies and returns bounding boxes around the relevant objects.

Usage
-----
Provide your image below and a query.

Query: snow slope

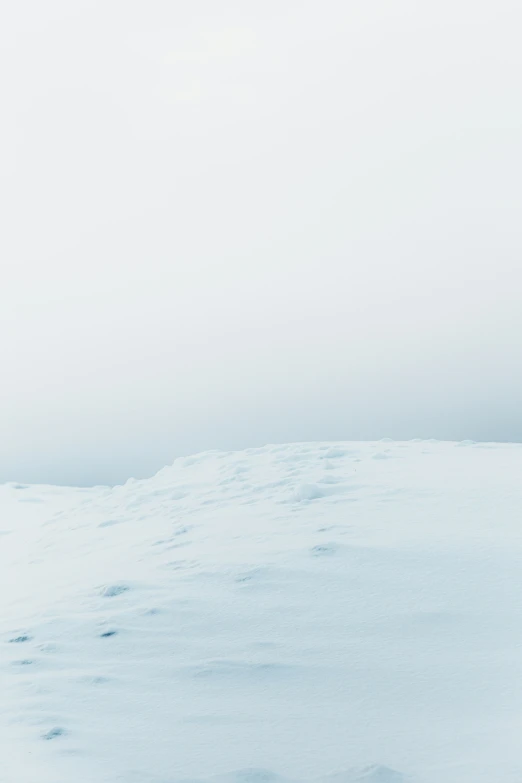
[1,440,522,783]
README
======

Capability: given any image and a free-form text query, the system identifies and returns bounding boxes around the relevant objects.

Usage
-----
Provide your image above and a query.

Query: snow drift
[1,440,521,783]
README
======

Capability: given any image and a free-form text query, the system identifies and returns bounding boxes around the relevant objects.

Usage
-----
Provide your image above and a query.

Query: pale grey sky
[2,0,521,485]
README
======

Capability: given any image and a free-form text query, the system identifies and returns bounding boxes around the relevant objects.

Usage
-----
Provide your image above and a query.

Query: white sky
[2,0,522,485]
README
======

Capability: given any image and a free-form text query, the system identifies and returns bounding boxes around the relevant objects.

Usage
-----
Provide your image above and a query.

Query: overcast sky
[2,0,521,486]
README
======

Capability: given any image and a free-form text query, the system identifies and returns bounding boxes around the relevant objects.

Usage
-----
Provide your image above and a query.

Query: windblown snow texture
[1,440,521,783]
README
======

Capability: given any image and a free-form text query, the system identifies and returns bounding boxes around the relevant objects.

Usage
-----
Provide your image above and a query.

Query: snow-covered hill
[2,441,522,783]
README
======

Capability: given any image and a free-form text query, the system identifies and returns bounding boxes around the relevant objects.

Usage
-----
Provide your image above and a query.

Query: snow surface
[1,440,522,783]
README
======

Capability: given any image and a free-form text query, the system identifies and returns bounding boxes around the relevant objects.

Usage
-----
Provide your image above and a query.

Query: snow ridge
[1,440,522,783]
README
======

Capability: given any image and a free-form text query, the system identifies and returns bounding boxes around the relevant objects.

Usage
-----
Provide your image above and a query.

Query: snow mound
[1,440,522,783]
[320,768,408,783]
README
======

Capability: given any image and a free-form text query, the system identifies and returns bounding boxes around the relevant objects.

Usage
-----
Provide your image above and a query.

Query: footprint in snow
[42,727,66,740]
[100,583,129,598]
[310,542,339,556]
[100,630,118,638]
[80,675,111,685]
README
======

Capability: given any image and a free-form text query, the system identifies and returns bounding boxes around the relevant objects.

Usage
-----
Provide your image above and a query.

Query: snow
[1,440,522,783]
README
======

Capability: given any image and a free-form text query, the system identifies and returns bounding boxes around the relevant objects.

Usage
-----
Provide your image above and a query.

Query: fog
[2,0,521,486]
